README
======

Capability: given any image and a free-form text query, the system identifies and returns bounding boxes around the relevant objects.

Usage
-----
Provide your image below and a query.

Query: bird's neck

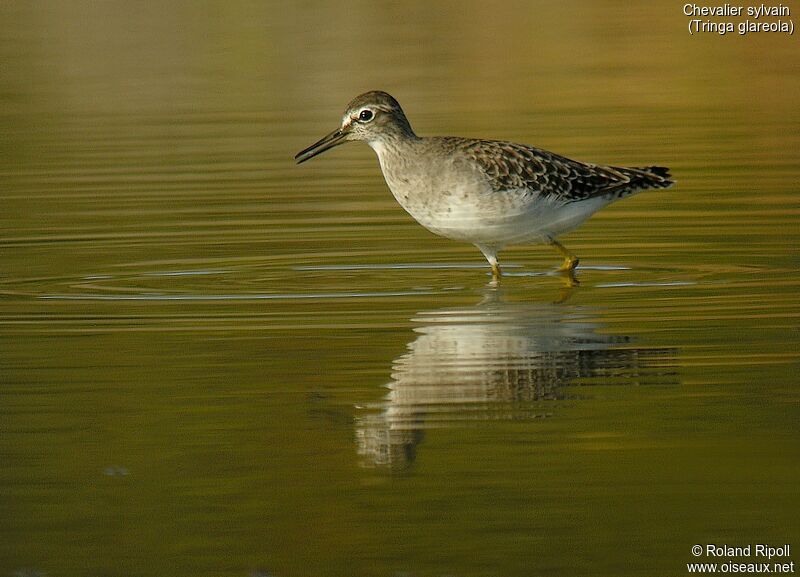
[367,129,420,163]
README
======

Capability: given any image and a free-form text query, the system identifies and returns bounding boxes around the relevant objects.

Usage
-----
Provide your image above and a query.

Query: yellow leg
[550,239,579,272]
[558,269,579,290]
[490,261,502,281]
[476,245,502,283]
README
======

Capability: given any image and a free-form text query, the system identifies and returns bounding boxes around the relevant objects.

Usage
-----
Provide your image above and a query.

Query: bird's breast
[379,157,492,238]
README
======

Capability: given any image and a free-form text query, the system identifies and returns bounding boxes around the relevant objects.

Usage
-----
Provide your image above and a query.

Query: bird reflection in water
[356,289,676,469]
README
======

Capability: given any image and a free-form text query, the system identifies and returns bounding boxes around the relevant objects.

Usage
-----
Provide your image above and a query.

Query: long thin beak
[295,127,348,164]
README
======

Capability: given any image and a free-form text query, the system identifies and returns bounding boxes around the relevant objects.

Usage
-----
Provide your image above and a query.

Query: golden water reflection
[357,291,677,469]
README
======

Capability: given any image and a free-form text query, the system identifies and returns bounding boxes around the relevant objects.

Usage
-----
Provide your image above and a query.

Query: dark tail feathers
[633,166,674,188]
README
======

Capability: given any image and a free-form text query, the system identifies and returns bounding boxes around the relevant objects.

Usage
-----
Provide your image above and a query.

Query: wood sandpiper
[295,91,673,281]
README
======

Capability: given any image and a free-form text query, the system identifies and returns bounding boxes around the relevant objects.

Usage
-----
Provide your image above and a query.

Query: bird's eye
[359,109,374,122]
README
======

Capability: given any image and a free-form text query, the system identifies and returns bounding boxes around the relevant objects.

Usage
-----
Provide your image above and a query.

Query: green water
[1,2,798,576]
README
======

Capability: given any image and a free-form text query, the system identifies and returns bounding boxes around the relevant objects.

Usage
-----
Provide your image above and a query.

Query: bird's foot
[556,255,579,273]
[557,268,580,288]
[490,262,502,283]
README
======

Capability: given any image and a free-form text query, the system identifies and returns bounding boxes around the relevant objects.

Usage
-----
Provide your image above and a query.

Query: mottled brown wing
[454,138,670,202]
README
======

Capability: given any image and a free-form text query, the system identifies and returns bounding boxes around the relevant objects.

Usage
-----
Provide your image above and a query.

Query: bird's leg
[558,269,579,290]
[549,239,579,272]
[476,244,502,283]
[490,260,502,281]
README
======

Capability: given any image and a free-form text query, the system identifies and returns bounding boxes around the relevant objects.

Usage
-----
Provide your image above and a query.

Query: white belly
[389,182,608,248]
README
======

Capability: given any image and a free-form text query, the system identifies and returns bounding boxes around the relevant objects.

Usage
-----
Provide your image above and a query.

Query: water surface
[1,2,798,576]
